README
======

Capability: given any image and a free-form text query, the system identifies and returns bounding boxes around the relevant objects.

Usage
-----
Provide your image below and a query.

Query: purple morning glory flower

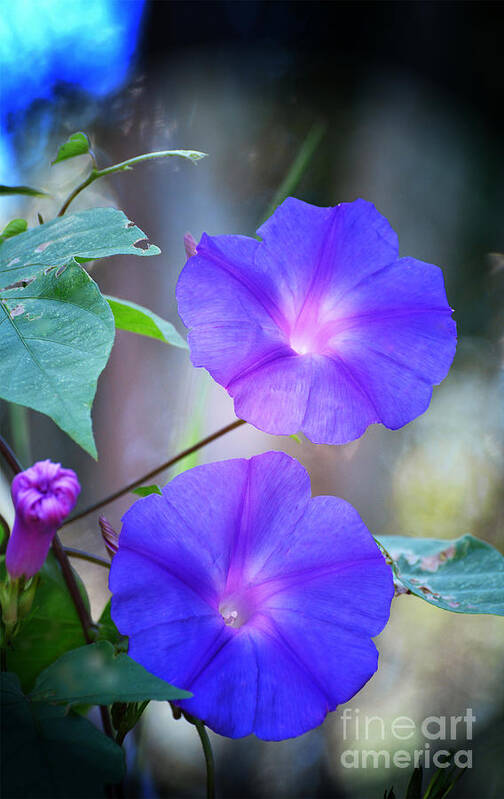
[109,451,393,740]
[5,460,80,579]
[176,198,457,444]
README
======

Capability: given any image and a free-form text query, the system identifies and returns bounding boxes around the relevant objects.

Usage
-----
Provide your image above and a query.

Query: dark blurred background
[1,2,503,798]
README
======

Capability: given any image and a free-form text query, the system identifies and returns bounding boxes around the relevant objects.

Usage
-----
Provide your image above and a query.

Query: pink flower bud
[5,460,80,579]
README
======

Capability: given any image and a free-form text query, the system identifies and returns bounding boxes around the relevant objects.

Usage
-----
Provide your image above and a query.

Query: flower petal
[249,494,394,636]
[127,615,229,692]
[301,355,379,444]
[331,257,457,390]
[226,452,311,587]
[255,198,399,319]
[176,233,288,386]
[229,354,312,435]
[117,459,250,603]
[264,609,380,709]
[178,631,258,738]
[247,623,330,740]
[110,550,216,635]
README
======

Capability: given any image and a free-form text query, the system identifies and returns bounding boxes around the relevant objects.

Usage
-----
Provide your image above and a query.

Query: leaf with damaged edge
[0,184,50,197]
[0,207,159,290]
[52,132,90,164]
[377,534,504,616]
[0,261,114,457]
[106,295,187,347]
[30,641,192,706]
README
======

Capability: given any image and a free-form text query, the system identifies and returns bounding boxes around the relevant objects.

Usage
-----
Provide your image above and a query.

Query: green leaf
[423,753,466,799]
[0,208,159,454]
[131,484,162,497]
[97,599,123,646]
[0,184,49,198]
[0,218,28,242]
[0,207,160,290]
[0,261,115,457]
[52,132,91,164]
[30,640,192,706]
[405,765,423,799]
[1,672,124,798]
[5,551,89,693]
[106,295,187,348]
[377,534,504,616]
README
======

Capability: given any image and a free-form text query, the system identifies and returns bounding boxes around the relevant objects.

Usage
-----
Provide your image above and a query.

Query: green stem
[64,547,110,569]
[0,433,23,474]
[51,535,94,643]
[63,418,246,527]
[194,720,216,799]
[258,120,326,227]
[57,150,206,216]
[57,173,95,216]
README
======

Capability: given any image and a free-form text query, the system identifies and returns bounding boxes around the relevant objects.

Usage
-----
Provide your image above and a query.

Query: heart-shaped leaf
[0,261,114,457]
[30,640,192,706]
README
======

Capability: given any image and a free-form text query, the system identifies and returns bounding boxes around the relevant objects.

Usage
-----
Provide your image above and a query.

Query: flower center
[218,591,255,629]
[288,298,340,357]
[289,332,318,356]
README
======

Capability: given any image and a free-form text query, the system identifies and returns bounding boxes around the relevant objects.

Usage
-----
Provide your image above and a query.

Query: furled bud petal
[99,515,119,559]
[183,232,198,259]
[5,460,80,579]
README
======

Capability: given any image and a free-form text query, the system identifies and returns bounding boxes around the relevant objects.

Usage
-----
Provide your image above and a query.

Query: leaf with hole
[377,534,504,615]
[0,206,160,290]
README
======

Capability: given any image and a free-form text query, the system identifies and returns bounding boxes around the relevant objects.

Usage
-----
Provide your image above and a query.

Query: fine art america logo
[339,708,475,769]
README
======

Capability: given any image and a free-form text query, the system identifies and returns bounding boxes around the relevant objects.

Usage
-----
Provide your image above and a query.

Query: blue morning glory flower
[176,198,457,444]
[109,451,393,740]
